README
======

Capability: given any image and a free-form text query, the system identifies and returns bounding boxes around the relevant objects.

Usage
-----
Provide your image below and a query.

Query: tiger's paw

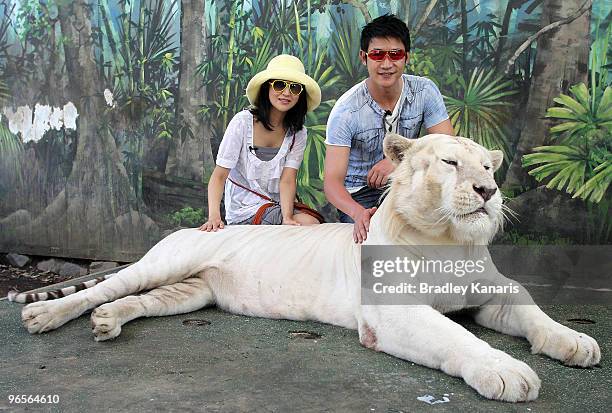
[91,304,122,341]
[22,301,74,334]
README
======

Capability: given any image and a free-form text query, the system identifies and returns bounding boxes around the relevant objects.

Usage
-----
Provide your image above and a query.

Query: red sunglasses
[366,49,407,61]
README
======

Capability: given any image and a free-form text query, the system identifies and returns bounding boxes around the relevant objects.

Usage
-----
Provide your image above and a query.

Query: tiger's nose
[473,185,497,202]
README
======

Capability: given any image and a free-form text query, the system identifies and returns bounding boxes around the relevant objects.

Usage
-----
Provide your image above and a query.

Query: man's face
[359,36,408,89]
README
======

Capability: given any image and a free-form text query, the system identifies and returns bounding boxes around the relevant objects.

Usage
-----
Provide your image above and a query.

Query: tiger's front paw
[22,301,74,334]
[91,305,122,341]
[462,348,540,402]
[530,325,600,367]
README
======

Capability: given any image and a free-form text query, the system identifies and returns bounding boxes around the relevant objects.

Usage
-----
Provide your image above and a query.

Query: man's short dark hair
[360,14,411,52]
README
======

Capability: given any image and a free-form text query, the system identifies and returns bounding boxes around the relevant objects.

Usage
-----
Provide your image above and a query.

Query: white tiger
[12,133,600,402]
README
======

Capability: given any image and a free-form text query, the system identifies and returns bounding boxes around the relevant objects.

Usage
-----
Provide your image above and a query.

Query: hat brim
[246,69,322,112]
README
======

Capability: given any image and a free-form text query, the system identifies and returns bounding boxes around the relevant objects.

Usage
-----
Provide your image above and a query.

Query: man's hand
[198,216,224,232]
[353,206,377,243]
[367,158,395,188]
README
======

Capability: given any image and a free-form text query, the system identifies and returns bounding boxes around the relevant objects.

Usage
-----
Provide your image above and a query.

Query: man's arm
[422,79,454,136]
[324,146,377,243]
[426,119,455,135]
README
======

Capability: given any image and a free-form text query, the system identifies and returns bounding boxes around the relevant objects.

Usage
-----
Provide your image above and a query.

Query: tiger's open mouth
[457,207,488,219]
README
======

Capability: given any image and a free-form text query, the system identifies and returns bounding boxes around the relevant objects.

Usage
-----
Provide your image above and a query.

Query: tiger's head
[383,133,504,244]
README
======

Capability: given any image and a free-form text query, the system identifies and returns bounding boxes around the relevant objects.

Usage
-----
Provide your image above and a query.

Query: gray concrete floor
[0,301,610,412]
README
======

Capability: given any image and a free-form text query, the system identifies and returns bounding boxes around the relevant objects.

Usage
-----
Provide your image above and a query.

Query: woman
[199,55,322,231]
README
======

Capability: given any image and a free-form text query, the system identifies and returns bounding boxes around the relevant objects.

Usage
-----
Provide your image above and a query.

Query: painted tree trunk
[503,0,591,190]
[166,0,214,183]
[0,0,159,261]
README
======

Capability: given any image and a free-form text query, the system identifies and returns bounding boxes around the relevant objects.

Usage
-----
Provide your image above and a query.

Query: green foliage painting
[0,0,610,259]
[524,25,612,204]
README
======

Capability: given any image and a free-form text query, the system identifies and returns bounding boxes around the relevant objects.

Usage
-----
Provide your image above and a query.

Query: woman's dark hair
[249,81,308,133]
[360,14,411,53]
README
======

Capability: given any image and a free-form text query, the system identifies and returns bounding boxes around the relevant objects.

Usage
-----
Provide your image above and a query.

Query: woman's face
[267,79,303,113]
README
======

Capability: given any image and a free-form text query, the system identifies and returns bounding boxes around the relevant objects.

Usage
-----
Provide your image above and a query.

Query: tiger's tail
[7,273,116,303]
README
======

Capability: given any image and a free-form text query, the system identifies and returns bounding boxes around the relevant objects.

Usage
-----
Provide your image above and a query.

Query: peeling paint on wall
[1,102,78,143]
[104,89,116,108]
[62,102,78,130]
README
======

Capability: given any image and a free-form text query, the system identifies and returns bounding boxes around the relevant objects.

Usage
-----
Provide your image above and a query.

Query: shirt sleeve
[216,112,245,169]
[423,79,450,129]
[325,103,352,147]
[284,128,307,170]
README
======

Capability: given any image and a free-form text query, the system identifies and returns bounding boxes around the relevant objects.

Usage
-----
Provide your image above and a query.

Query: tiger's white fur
[15,134,600,402]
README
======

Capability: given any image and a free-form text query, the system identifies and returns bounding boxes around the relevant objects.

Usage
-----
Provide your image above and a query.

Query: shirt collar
[362,75,415,115]
[402,75,415,106]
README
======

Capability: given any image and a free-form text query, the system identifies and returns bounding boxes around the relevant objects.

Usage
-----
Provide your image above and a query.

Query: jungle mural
[0,0,610,261]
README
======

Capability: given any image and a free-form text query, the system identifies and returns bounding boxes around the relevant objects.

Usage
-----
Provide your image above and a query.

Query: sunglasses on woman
[366,49,407,61]
[268,80,304,96]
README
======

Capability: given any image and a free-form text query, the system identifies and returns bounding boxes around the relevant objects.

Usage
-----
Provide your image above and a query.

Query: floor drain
[182,319,211,326]
[289,330,321,339]
[567,318,595,325]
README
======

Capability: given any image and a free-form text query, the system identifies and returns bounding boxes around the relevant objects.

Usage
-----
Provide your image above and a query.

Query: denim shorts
[233,205,298,225]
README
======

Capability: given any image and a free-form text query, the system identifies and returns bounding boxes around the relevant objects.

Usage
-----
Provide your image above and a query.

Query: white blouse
[215,110,307,224]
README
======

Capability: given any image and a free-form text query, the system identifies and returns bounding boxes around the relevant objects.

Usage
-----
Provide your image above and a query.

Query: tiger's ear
[489,150,503,172]
[383,133,414,166]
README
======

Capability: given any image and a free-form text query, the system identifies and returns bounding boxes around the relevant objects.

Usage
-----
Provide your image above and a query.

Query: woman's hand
[199,216,225,232]
[202,166,230,232]
[282,215,301,226]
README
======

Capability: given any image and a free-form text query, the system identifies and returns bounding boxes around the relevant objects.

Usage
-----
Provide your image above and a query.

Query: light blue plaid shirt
[325,74,449,189]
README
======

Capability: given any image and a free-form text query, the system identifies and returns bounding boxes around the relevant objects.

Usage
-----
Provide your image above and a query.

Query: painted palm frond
[524,145,611,203]
[546,83,612,146]
[0,116,23,178]
[523,145,590,194]
[298,101,328,208]
[525,30,612,205]
[198,0,257,139]
[0,119,21,155]
[0,76,8,105]
[444,68,516,161]
[140,0,179,81]
[329,11,366,89]
[301,100,334,172]
[573,159,612,203]
[247,28,275,77]
[469,17,501,67]
[105,0,179,115]
[295,40,338,208]
[250,0,306,52]
[0,77,20,159]
[590,23,611,92]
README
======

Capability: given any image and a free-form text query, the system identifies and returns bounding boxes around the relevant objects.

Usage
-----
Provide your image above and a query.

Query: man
[324,14,454,243]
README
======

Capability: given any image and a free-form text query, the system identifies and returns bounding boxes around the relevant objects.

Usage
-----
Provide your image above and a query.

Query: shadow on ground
[0,301,609,412]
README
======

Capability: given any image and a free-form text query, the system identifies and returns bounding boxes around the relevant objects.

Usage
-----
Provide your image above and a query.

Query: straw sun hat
[246,55,322,112]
